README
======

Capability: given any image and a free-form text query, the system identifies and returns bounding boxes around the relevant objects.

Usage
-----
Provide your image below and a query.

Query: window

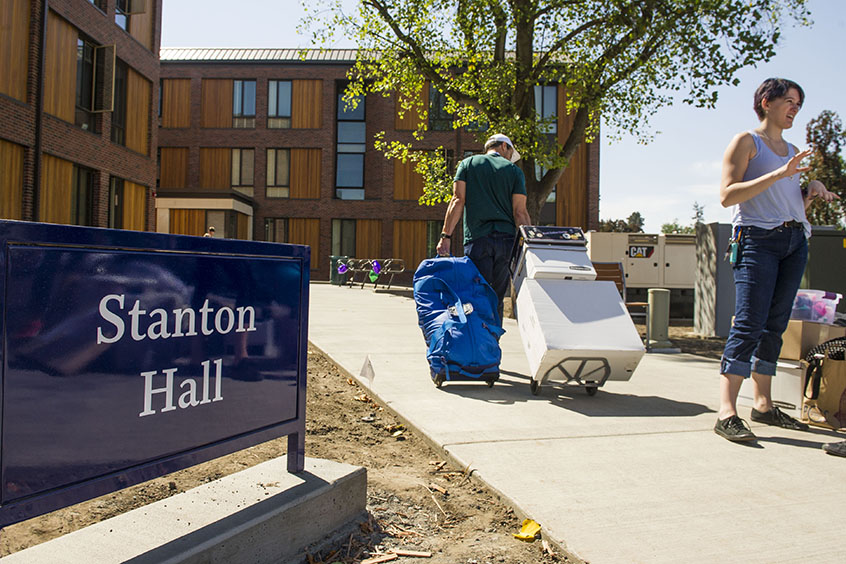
[265,218,288,243]
[533,84,558,182]
[335,88,365,200]
[75,37,96,131]
[72,165,94,226]
[429,87,453,131]
[115,0,145,31]
[88,0,106,11]
[332,219,356,257]
[233,80,256,128]
[534,84,557,134]
[268,80,292,128]
[74,33,114,131]
[231,149,254,197]
[111,59,127,145]
[109,176,124,228]
[266,149,290,198]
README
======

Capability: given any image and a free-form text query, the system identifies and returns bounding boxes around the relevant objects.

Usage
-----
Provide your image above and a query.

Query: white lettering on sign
[139,359,223,417]
[628,246,654,258]
[96,294,256,345]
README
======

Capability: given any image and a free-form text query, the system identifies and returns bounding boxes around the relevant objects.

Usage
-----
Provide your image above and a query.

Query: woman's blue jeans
[720,224,808,378]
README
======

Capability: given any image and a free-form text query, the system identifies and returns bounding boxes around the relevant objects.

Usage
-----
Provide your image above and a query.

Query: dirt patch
[637,322,726,360]
[1,321,723,562]
[0,345,578,563]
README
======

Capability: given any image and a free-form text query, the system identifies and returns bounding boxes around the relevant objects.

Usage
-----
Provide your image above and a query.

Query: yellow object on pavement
[513,518,541,541]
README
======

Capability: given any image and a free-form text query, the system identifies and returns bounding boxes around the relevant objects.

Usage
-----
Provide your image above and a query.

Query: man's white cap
[486,133,521,163]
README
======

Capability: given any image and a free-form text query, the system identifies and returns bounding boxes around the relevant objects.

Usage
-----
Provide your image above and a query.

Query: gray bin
[329,255,349,285]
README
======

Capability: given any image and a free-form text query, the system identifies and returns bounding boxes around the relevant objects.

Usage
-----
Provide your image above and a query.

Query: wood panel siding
[159,147,189,188]
[289,218,320,266]
[122,181,147,231]
[290,148,321,199]
[170,209,205,236]
[393,158,424,201]
[556,142,588,228]
[126,67,150,155]
[557,85,588,228]
[44,10,77,122]
[392,220,428,270]
[0,140,24,220]
[236,212,249,240]
[39,154,74,224]
[161,79,191,128]
[291,80,322,129]
[394,82,428,131]
[201,79,233,128]
[0,0,29,102]
[199,148,231,190]
[128,8,153,51]
[356,219,382,259]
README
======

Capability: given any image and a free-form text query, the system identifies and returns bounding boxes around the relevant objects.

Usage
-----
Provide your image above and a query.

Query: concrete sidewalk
[308,282,846,564]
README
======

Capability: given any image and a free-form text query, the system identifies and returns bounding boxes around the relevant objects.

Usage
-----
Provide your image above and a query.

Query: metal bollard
[647,288,673,350]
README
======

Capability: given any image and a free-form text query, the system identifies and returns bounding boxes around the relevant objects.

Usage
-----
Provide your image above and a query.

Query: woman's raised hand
[781,148,812,178]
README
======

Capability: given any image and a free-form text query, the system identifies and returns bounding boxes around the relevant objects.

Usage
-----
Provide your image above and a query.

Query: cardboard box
[779,320,846,361]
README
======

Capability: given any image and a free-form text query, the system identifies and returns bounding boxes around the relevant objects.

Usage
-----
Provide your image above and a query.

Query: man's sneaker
[750,406,809,431]
[822,441,846,458]
[714,415,757,442]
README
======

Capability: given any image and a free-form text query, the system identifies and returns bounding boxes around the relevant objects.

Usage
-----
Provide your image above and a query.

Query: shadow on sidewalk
[433,372,714,418]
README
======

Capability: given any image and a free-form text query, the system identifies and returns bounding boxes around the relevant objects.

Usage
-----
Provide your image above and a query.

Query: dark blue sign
[0,220,308,527]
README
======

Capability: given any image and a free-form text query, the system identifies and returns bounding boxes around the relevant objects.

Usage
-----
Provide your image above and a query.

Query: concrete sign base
[2,458,366,564]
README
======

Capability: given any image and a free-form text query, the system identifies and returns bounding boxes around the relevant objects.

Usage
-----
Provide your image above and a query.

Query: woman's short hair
[753,78,804,120]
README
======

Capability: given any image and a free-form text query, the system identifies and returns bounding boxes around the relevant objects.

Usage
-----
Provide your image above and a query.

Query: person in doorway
[204,226,215,237]
[435,133,532,321]
[715,78,839,442]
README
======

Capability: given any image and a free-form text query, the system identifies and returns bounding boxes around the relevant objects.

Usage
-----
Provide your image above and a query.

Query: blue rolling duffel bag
[413,256,504,388]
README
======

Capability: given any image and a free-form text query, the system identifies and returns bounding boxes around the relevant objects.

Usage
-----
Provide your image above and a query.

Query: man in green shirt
[436,134,532,320]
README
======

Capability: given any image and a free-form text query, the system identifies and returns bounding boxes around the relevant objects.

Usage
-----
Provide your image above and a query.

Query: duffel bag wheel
[530,379,540,395]
[486,372,498,388]
[586,385,598,396]
[434,373,445,388]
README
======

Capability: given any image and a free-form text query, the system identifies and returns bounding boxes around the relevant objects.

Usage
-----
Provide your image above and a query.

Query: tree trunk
[522,164,564,224]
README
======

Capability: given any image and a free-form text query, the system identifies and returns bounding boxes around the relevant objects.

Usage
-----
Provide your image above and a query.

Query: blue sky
[161,0,845,233]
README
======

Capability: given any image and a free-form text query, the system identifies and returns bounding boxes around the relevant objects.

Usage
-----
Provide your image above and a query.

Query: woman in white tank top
[714,78,839,443]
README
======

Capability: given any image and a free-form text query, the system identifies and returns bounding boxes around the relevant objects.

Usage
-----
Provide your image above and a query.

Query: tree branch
[536,0,584,19]
[361,0,480,110]
[535,17,607,72]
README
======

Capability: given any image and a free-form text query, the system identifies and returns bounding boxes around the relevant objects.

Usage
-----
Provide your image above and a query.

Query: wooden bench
[592,261,651,351]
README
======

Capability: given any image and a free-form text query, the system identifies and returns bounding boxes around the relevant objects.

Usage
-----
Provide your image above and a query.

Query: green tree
[304,0,810,221]
[626,211,645,233]
[692,201,705,225]
[599,211,644,232]
[803,110,846,227]
[662,201,704,233]
[661,220,693,234]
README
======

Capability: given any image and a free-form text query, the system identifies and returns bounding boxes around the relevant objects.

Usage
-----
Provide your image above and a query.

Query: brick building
[0,0,161,230]
[158,48,600,282]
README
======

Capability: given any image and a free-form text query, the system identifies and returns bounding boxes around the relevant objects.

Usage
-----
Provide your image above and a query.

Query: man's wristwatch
[439,233,451,240]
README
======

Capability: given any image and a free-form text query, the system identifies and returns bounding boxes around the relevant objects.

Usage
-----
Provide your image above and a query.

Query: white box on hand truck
[511,226,645,395]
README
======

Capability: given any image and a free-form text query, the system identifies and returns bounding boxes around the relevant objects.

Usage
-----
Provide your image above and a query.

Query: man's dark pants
[464,231,515,323]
